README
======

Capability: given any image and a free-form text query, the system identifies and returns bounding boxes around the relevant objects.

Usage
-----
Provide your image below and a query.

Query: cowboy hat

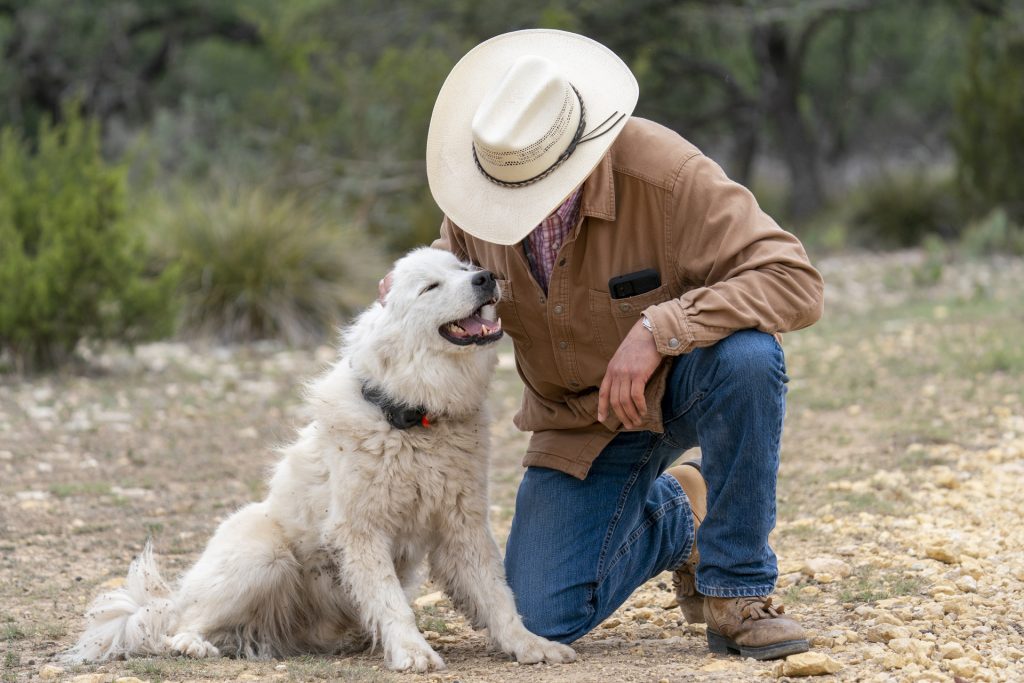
[426,29,639,246]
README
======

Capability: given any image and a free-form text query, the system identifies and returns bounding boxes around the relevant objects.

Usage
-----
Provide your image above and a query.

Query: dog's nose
[472,271,496,289]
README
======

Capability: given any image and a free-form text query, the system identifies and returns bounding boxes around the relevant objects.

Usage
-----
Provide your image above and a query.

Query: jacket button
[668,338,680,349]
[618,303,630,312]
[559,341,568,350]
[553,304,564,314]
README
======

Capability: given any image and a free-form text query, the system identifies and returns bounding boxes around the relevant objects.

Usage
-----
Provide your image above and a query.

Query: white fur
[65,248,575,671]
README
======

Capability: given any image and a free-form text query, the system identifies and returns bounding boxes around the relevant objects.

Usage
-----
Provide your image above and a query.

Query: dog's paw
[169,631,220,659]
[385,638,446,672]
[508,634,577,665]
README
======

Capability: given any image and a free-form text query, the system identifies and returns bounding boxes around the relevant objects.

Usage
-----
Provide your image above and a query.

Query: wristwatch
[641,315,653,333]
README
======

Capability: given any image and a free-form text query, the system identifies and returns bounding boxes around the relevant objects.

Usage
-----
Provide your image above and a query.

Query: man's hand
[597,319,664,429]
[378,271,394,303]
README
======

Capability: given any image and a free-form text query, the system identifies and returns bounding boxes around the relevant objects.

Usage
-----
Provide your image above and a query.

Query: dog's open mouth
[440,299,503,345]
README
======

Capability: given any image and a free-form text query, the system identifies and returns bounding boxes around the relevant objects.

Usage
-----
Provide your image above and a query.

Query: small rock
[879,652,909,670]
[777,571,803,588]
[776,651,843,677]
[659,596,679,609]
[800,585,821,597]
[931,467,960,489]
[70,675,108,683]
[954,575,977,593]
[945,657,979,678]
[601,618,621,629]
[865,624,911,643]
[414,591,447,608]
[39,664,64,680]
[803,558,852,579]
[888,637,934,663]
[114,677,147,683]
[940,642,965,659]
[925,545,960,564]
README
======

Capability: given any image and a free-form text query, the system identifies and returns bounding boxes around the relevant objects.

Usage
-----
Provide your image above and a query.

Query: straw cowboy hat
[426,29,639,246]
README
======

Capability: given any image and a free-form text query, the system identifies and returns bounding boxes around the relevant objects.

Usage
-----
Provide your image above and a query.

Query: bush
[0,110,174,372]
[847,173,963,249]
[152,185,384,344]
[960,207,1024,256]
[953,10,1024,223]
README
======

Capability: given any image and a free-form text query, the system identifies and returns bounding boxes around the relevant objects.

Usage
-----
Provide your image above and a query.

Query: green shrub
[953,10,1024,223]
[960,207,1024,256]
[0,110,174,372]
[153,186,383,344]
[846,173,963,249]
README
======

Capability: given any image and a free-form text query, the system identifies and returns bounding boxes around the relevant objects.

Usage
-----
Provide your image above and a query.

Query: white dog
[66,247,576,672]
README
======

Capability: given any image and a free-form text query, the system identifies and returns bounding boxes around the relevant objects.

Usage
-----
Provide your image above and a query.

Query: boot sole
[707,629,809,661]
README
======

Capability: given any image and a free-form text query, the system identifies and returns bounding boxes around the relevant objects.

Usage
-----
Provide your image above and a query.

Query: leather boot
[666,460,706,624]
[704,595,809,660]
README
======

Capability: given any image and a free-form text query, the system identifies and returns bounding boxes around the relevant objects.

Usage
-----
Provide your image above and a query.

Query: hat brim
[426,29,639,246]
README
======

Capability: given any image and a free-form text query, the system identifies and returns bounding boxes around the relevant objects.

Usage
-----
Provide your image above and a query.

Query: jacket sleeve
[430,216,470,261]
[642,153,824,355]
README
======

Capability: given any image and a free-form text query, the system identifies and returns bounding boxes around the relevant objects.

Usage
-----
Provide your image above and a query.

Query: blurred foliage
[150,184,384,345]
[953,4,1024,224]
[0,0,1022,360]
[847,173,964,249]
[960,208,1024,256]
[0,108,174,371]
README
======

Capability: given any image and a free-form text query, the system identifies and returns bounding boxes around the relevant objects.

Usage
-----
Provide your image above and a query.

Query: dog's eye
[419,282,441,295]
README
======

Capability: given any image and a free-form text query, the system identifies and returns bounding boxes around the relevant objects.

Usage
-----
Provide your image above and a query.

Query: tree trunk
[753,22,825,220]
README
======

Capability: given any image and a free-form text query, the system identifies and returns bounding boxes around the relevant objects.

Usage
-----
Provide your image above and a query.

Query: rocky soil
[2,250,1023,682]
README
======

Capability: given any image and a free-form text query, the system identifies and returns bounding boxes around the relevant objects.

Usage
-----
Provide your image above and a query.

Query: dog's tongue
[456,313,490,336]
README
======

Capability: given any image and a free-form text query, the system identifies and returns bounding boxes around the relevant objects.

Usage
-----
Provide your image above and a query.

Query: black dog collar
[361,382,432,430]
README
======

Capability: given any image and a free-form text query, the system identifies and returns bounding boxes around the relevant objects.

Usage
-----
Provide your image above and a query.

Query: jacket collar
[580,151,616,223]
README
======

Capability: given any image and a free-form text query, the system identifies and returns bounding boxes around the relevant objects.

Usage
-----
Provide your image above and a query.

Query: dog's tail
[63,541,177,663]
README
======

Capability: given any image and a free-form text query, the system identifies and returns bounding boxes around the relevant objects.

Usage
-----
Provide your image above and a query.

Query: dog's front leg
[332,529,445,672]
[431,524,576,665]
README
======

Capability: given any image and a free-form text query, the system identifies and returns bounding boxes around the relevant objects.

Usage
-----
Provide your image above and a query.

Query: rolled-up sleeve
[642,154,824,355]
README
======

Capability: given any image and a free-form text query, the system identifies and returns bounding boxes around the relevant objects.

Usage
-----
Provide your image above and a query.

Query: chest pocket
[495,279,533,351]
[588,284,674,357]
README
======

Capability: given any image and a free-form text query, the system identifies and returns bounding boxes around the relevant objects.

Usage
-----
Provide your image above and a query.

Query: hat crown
[470,55,581,183]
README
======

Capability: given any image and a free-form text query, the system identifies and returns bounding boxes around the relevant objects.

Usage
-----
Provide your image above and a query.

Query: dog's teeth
[481,324,490,335]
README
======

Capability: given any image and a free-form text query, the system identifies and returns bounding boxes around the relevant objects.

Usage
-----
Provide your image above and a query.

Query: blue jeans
[504,330,788,643]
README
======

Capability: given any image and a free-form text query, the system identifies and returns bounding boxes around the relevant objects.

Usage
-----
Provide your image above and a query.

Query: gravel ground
[2,250,1023,682]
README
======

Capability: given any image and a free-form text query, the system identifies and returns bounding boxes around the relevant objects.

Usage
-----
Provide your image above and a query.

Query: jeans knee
[714,330,786,386]
[508,582,592,644]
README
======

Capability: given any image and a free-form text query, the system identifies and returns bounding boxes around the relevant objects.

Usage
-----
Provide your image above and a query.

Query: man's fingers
[616,377,640,427]
[630,377,647,419]
[377,271,394,303]
[597,375,611,422]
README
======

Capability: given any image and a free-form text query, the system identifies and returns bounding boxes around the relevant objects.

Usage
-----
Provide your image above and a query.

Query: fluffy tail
[64,541,177,663]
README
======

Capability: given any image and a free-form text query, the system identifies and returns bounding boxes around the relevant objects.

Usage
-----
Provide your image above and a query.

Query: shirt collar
[580,151,616,222]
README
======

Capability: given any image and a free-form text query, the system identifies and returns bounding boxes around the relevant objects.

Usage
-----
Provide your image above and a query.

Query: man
[422,29,824,660]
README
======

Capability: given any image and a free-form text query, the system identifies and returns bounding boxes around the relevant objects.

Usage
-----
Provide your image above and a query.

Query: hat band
[472,85,626,189]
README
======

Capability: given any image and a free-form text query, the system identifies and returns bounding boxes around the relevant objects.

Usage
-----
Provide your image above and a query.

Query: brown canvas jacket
[433,117,824,479]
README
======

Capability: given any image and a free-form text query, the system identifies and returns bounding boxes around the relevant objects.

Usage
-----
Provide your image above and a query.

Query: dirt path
[2,251,1023,682]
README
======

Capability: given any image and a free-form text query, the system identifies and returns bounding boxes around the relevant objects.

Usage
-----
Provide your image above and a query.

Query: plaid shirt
[524,187,583,291]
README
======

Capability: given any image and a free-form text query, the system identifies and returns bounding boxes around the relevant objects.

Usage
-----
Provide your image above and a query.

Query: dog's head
[382,248,504,352]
